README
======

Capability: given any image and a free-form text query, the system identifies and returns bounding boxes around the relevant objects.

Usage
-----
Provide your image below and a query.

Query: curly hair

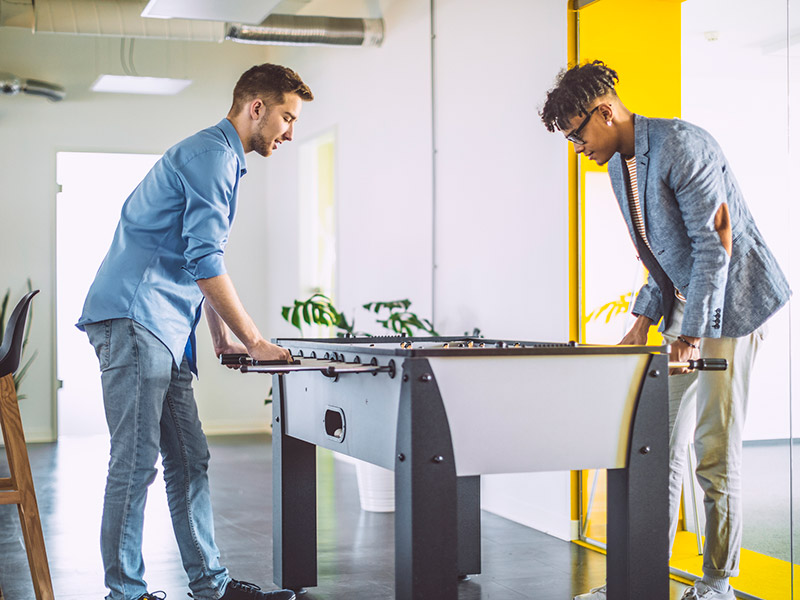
[540,60,619,132]
[231,63,314,113]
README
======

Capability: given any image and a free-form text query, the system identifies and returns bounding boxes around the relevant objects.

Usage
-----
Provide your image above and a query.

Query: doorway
[55,152,159,438]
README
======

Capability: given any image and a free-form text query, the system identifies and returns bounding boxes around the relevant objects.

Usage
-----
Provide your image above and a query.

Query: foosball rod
[668,358,727,371]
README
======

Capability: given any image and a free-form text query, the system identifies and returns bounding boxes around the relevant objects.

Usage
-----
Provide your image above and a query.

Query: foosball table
[223,336,723,600]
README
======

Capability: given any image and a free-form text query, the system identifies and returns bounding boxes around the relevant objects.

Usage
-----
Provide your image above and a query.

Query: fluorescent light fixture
[91,75,192,95]
[141,0,282,24]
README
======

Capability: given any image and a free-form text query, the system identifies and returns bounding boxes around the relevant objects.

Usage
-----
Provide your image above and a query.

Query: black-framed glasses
[565,105,599,145]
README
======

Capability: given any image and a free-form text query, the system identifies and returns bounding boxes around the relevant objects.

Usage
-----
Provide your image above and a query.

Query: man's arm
[197,273,289,362]
[204,301,247,357]
[619,314,652,346]
[620,313,699,374]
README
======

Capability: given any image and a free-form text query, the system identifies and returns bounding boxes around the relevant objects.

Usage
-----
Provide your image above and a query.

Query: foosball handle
[677,358,728,371]
[220,353,250,365]
[219,353,296,366]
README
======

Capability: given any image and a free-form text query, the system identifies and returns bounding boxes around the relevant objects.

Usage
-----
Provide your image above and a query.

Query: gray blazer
[607,114,790,338]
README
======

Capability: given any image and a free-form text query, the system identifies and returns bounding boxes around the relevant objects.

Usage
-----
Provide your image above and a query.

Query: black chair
[0,290,54,600]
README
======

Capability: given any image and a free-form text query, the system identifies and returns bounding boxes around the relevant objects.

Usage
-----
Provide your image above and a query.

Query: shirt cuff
[184,252,227,281]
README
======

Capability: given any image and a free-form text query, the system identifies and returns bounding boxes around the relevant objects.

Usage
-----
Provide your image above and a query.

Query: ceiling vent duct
[228,14,384,47]
[0,1,384,46]
[0,72,66,101]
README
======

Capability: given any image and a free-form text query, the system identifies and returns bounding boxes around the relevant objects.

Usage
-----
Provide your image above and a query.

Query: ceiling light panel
[141,0,283,24]
[91,75,192,95]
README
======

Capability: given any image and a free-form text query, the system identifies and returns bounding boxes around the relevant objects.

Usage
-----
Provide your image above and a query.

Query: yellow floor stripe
[574,532,799,599]
[671,531,798,600]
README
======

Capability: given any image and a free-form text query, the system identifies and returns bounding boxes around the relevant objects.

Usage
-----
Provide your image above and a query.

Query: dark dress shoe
[221,579,296,600]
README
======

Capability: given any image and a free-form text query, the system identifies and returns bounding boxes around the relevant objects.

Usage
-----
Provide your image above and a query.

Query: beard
[250,130,272,157]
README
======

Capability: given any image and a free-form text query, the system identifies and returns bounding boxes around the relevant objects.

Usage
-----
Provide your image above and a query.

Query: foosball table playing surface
[224,336,678,600]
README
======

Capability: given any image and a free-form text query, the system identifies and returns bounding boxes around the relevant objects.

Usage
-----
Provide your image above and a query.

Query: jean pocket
[86,320,112,371]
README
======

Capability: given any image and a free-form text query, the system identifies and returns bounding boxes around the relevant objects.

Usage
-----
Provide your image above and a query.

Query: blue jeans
[85,318,229,600]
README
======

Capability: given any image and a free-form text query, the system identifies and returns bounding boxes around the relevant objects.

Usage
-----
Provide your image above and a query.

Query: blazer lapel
[634,114,650,224]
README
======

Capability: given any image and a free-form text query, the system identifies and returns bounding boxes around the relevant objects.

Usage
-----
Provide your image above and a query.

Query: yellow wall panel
[578,0,682,173]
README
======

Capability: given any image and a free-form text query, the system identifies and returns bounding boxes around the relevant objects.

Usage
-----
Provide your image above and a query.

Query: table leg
[607,355,669,600]
[457,475,481,577]
[272,374,318,591]
[395,359,458,600]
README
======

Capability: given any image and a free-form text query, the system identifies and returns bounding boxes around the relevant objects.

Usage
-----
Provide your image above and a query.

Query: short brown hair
[231,63,313,112]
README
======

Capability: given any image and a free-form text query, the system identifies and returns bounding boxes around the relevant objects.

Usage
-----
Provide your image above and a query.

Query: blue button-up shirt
[77,118,247,374]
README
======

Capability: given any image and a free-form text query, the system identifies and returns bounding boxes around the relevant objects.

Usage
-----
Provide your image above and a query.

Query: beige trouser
[662,300,766,578]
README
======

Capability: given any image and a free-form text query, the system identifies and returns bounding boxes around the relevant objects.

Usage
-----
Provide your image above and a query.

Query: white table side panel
[428,354,650,476]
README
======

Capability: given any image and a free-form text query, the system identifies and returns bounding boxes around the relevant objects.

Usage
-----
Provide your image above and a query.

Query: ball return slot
[220,353,396,378]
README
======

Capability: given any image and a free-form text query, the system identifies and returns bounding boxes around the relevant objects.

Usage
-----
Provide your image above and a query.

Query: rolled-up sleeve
[177,150,238,280]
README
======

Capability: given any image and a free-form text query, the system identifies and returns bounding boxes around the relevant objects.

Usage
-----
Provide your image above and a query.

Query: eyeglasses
[565,105,599,145]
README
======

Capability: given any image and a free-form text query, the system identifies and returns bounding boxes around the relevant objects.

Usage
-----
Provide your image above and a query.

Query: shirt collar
[215,118,248,176]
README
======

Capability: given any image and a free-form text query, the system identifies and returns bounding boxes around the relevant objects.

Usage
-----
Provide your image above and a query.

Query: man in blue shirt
[77,63,313,600]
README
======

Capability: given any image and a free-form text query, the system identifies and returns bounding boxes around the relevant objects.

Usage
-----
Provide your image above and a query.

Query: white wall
[433,0,569,340]
[265,0,572,538]
[0,28,282,440]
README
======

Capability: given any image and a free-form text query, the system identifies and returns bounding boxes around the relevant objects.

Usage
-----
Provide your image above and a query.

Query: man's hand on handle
[619,314,702,375]
[214,340,249,369]
[246,338,291,363]
[670,335,700,375]
[197,274,290,368]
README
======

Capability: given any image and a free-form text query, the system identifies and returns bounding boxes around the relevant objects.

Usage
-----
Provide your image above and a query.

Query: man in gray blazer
[541,61,790,600]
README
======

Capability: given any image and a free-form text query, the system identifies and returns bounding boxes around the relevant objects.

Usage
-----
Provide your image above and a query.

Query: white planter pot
[354,460,395,513]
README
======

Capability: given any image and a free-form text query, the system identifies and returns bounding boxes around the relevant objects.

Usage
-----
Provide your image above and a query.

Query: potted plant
[281,293,438,338]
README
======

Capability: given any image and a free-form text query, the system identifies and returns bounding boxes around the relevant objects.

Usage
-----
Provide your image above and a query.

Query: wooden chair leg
[0,374,55,600]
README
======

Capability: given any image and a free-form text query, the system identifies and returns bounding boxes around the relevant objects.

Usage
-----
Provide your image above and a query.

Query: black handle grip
[220,353,249,365]
[687,358,728,371]
[219,354,294,366]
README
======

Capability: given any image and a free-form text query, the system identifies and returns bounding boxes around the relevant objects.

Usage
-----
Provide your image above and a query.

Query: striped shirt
[624,156,686,301]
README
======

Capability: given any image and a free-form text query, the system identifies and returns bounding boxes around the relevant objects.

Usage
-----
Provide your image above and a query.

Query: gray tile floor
[0,434,689,600]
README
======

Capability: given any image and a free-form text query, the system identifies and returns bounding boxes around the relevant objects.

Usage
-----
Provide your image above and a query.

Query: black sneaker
[221,580,296,600]
[138,593,167,600]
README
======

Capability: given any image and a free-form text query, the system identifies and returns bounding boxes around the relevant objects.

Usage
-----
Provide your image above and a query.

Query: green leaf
[337,312,354,335]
